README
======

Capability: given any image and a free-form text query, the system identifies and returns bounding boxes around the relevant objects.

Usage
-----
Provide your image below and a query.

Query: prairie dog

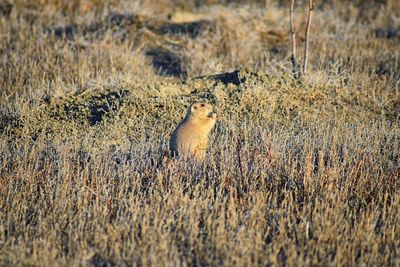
[169,102,217,161]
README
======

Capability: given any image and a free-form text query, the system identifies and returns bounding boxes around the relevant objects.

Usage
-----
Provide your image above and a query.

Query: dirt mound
[48,88,131,126]
[3,68,397,150]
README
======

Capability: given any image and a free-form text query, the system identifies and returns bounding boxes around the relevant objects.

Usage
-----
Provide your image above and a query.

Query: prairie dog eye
[201,103,205,107]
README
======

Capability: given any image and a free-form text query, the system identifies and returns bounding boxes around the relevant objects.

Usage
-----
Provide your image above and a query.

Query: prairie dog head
[188,102,216,120]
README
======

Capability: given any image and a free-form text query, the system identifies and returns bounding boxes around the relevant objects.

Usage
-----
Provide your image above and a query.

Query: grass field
[1,0,400,266]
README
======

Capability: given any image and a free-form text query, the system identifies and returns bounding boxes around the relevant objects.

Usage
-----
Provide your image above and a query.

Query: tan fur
[169,102,217,162]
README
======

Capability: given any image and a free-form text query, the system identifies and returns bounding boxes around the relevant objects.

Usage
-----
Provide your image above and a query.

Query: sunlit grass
[0,0,399,266]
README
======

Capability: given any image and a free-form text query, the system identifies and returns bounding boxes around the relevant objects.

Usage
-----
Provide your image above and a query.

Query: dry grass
[1,0,400,266]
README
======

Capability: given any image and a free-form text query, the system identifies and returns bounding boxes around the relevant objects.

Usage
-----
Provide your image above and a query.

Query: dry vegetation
[1,0,400,266]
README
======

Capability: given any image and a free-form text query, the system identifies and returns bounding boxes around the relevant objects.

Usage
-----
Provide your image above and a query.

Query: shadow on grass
[145,48,187,78]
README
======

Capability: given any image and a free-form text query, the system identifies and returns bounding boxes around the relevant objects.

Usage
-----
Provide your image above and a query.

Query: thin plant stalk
[290,0,299,79]
[303,0,313,75]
